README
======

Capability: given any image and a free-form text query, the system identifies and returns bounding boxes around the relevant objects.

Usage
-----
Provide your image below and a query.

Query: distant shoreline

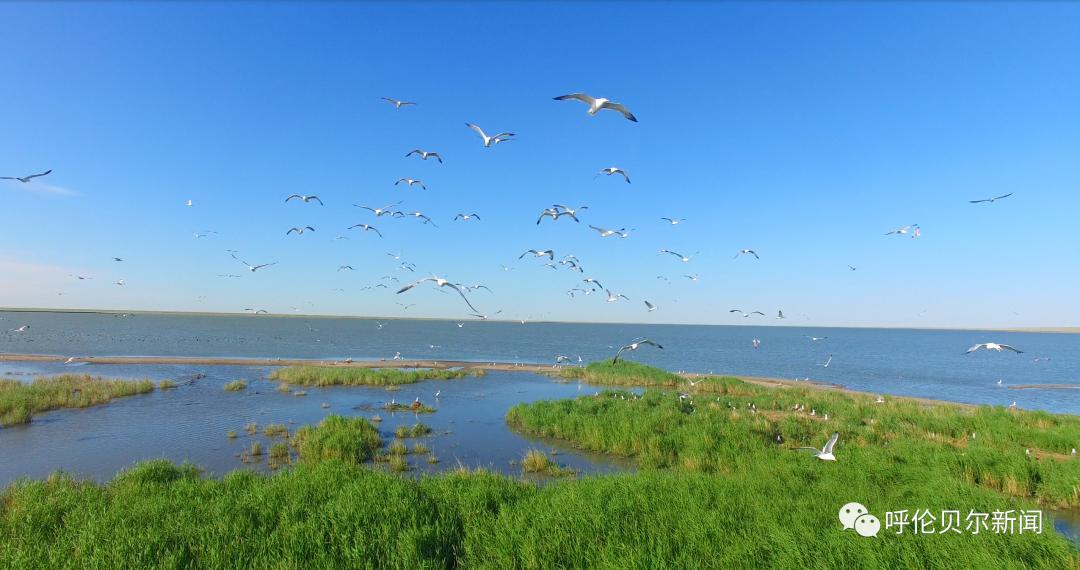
[0,352,986,412]
[1,306,1076,333]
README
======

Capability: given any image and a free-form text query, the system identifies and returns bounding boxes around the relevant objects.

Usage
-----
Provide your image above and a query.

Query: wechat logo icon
[839,502,880,538]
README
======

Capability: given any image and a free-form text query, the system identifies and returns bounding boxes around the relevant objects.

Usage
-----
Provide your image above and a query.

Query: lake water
[2,310,1077,413]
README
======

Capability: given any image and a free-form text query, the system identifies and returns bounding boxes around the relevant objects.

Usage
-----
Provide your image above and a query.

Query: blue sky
[2,2,1078,328]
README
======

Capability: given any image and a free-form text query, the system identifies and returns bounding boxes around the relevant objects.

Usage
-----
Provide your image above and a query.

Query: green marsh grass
[0,374,154,426]
[412,442,430,455]
[387,439,409,456]
[384,402,435,413]
[395,422,432,438]
[226,430,237,439]
[223,379,246,392]
[158,379,177,390]
[292,415,382,465]
[263,423,288,438]
[388,455,410,472]
[520,449,576,477]
[269,365,479,387]
[243,422,258,435]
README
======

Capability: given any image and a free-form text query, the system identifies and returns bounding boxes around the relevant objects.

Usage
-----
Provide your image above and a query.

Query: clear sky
[2,2,1078,328]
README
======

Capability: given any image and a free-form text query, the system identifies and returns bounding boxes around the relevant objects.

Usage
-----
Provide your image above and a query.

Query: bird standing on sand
[553,93,638,122]
[794,432,839,461]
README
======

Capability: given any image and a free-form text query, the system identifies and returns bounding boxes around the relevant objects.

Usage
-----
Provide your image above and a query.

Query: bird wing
[465,123,487,139]
[311,196,324,205]
[750,251,759,259]
[431,153,443,163]
[611,345,629,363]
[285,195,302,202]
[253,263,277,270]
[445,283,480,313]
[751,311,765,316]
[729,309,743,314]
[602,101,638,122]
[969,198,990,204]
[822,432,839,454]
[381,97,397,104]
[405,150,421,157]
[1000,344,1023,353]
[0,177,15,180]
[616,170,630,183]
[371,227,383,237]
[544,250,554,260]
[27,170,52,179]
[286,228,299,235]
[644,301,654,309]
[553,93,595,105]
[995,193,1014,200]
[963,344,985,354]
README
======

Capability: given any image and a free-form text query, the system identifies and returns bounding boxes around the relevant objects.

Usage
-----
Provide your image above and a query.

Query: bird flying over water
[395,178,426,190]
[660,217,684,225]
[553,93,638,122]
[729,309,765,318]
[644,300,657,312]
[347,224,383,237]
[605,289,629,303]
[405,149,443,163]
[1,169,51,183]
[612,338,663,363]
[465,123,515,147]
[232,254,277,273]
[520,249,555,260]
[397,276,480,313]
[964,343,1023,355]
[454,213,481,222]
[381,97,416,109]
[285,195,323,205]
[286,226,315,235]
[659,249,691,262]
[734,249,759,260]
[588,225,625,238]
[596,167,630,183]
[886,224,920,238]
[970,193,1013,204]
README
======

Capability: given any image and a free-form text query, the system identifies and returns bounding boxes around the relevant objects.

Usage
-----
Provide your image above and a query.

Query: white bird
[456,323,464,328]
[404,211,437,226]
[1,169,52,183]
[397,276,480,313]
[114,280,125,287]
[684,274,699,282]
[553,93,638,122]
[381,97,416,109]
[346,223,383,237]
[394,178,427,190]
[1072,448,1077,457]
[588,225,625,238]
[818,355,833,368]
[185,199,193,207]
[405,150,443,163]
[659,249,691,262]
[552,204,588,219]
[970,193,1013,204]
[996,379,1003,386]
[806,336,828,342]
[605,289,629,303]
[734,249,759,260]
[885,224,921,237]
[1009,401,1017,408]
[752,338,761,349]
[875,396,885,404]
[355,202,401,217]
[848,265,857,271]
[465,123,515,147]
[776,310,785,319]
[286,226,315,235]
[285,194,323,205]
[244,308,269,315]
[232,254,277,273]
[393,351,402,360]
[644,300,657,312]
[729,309,765,318]
[454,213,481,222]
[660,217,684,225]
[9,325,29,333]
[964,343,1023,355]
[520,249,555,260]
[794,432,839,461]
[596,167,631,183]
[612,338,663,363]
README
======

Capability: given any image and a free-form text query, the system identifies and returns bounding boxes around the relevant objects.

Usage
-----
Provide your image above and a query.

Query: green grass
[388,455,410,472]
[226,430,237,439]
[395,422,433,438]
[158,379,177,390]
[291,415,382,465]
[384,402,436,413]
[559,359,685,387]
[388,439,409,456]
[269,365,480,387]
[520,449,576,477]
[263,423,288,438]
[223,379,246,392]
[0,374,155,426]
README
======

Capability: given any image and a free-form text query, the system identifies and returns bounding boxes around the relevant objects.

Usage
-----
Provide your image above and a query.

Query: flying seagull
[347,224,383,237]
[244,308,269,315]
[612,338,663,363]
[848,265,857,271]
[538,208,578,225]
[285,195,324,205]
[885,224,920,237]
[9,325,29,333]
[794,432,839,461]
[395,178,427,190]
[465,123,515,147]
[338,265,356,272]
[596,167,630,183]
[553,93,638,122]
[660,217,684,225]
[734,249,759,260]
[405,149,443,163]
[232,254,277,273]
[659,249,691,262]
[605,289,629,303]
[1,169,51,183]
[113,257,123,262]
[552,204,588,220]
[397,276,480,313]
[588,225,625,238]
[776,310,785,319]
[964,343,1023,355]
[970,193,1013,204]
[286,226,315,235]
[381,97,416,109]
[729,309,765,318]
[355,202,401,217]
[454,213,481,222]
[644,300,657,312]
[520,249,555,260]
[583,277,604,290]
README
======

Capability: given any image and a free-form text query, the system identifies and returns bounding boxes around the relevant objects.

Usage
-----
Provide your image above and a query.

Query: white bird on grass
[465,123,515,147]
[553,93,638,122]
[612,338,663,363]
[794,432,839,461]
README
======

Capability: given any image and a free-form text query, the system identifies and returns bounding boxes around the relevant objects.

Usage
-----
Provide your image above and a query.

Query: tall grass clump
[394,422,432,438]
[158,379,178,390]
[269,366,477,387]
[223,379,246,392]
[292,415,382,465]
[0,374,155,426]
